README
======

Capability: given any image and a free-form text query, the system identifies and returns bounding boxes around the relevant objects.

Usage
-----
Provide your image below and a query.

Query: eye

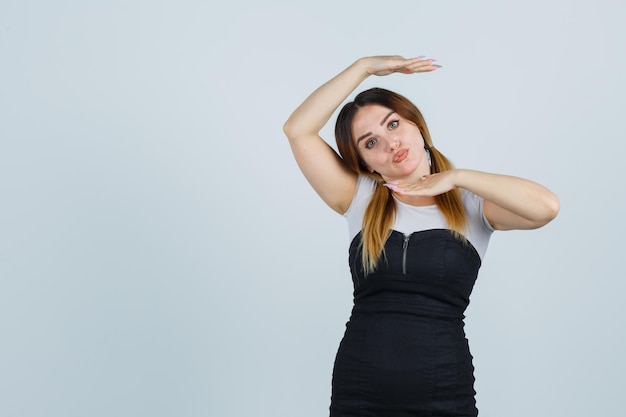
[365,138,377,149]
[388,120,399,130]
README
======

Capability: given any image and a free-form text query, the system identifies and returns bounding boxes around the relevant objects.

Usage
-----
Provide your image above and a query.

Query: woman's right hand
[362,55,440,76]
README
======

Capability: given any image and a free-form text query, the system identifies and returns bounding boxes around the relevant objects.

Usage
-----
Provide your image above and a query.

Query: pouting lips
[393,149,408,163]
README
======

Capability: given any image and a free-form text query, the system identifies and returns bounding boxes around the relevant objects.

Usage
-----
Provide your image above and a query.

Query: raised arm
[283,56,439,214]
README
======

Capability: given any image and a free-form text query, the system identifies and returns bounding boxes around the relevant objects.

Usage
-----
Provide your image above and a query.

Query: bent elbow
[282,120,294,139]
[541,193,561,225]
[548,193,560,219]
[282,120,303,143]
[283,119,316,145]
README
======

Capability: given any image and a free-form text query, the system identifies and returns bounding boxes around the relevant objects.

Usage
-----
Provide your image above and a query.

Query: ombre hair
[335,88,468,274]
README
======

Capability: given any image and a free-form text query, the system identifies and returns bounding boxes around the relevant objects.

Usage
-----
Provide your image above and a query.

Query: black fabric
[330,229,482,417]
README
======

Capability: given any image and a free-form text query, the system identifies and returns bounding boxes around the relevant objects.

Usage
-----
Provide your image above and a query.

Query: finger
[405,60,438,72]
[387,56,429,72]
[383,183,405,194]
[404,56,426,64]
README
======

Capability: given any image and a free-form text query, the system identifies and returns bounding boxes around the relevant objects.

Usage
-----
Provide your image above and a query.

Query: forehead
[352,104,394,133]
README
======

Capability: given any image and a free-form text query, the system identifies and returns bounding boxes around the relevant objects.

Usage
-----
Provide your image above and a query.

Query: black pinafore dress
[330,229,482,417]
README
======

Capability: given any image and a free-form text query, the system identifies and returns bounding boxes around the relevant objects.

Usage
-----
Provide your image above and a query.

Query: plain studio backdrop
[1,1,624,416]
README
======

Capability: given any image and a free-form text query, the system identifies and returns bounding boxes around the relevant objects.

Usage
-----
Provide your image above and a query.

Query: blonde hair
[335,88,468,274]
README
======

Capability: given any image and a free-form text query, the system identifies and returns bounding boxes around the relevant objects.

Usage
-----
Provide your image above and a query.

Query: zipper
[402,233,410,275]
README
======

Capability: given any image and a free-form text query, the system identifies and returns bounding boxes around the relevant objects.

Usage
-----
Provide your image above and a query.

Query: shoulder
[460,188,481,211]
[460,188,495,232]
[342,175,377,239]
[343,175,376,215]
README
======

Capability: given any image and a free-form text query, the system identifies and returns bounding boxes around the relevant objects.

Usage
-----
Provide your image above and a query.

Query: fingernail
[433,64,442,68]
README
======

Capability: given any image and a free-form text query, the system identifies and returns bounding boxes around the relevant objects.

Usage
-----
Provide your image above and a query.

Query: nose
[389,138,400,151]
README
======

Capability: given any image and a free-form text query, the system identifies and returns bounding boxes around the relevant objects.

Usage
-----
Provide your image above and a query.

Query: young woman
[283,55,559,417]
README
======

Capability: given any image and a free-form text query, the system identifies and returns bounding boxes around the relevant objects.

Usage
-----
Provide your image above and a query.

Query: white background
[1,1,624,416]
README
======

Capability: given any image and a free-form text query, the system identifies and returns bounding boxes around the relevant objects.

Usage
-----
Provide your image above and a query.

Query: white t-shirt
[343,175,495,261]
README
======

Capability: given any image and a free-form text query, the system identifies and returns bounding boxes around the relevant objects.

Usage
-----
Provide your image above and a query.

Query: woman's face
[351,104,429,182]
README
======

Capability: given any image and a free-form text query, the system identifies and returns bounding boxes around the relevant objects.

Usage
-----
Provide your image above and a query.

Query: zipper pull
[402,234,410,275]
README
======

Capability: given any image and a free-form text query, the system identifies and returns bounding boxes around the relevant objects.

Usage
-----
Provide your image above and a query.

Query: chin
[397,162,420,176]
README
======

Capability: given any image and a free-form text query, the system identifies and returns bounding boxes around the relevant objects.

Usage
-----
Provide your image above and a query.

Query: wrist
[449,169,468,189]
[353,57,375,77]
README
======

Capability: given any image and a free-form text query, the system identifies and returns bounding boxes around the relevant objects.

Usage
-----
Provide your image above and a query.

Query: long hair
[335,88,468,274]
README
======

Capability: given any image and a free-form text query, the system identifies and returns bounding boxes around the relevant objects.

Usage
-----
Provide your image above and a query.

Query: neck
[393,193,436,207]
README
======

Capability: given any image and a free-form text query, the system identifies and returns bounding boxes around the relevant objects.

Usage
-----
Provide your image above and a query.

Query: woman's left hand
[384,171,458,197]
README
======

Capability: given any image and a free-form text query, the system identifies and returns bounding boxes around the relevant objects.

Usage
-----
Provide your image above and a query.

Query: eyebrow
[355,111,396,145]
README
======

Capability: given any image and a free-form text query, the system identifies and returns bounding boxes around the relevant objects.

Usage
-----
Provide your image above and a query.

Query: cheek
[364,152,384,164]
